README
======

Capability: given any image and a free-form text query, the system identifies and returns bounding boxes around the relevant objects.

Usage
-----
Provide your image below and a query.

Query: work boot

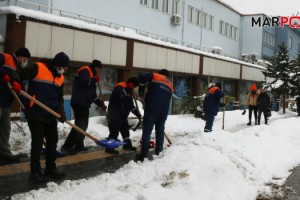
[255,120,257,125]
[122,139,137,151]
[0,155,20,164]
[135,153,145,162]
[44,168,66,180]
[105,148,119,154]
[61,145,76,155]
[29,169,46,183]
[247,122,251,126]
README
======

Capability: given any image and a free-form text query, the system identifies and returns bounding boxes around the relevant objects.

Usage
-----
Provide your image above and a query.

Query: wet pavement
[0,149,140,199]
[286,166,300,200]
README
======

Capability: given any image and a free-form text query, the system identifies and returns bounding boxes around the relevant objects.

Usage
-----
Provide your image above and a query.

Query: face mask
[20,60,28,68]
[57,67,65,75]
[127,82,134,89]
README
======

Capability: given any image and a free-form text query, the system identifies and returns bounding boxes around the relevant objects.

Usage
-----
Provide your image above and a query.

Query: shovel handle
[7,82,25,110]
[164,133,172,145]
[132,92,142,129]
[18,90,99,143]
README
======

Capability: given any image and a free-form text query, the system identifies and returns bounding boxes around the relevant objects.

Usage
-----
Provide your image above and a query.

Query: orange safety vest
[114,82,127,89]
[207,86,219,94]
[34,62,64,87]
[77,66,93,78]
[152,73,174,93]
[1,53,17,71]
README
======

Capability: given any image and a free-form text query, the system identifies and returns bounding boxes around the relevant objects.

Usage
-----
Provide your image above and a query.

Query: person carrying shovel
[105,77,141,154]
[135,69,174,162]
[18,52,70,183]
[61,59,106,155]
[0,47,31,164]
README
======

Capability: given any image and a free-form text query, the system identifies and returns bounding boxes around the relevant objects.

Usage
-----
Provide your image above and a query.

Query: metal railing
[0,0,240,60]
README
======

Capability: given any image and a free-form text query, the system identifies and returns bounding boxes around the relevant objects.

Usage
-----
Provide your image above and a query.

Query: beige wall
[133,42,200,74]
[25,21,126,66]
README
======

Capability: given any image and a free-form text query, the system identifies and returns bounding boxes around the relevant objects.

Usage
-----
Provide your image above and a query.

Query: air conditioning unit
[241,54,248,61]
[211,46,222,55]
[171,14,181,26]
[249,54,259,62]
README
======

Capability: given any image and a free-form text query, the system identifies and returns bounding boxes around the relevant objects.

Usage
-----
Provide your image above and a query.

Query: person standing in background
[245,84,258,125]
[257,87,270,125]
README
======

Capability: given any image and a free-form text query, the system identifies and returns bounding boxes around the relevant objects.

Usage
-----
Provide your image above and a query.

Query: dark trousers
[141,111,167,156]
[27,118,58,172]
[257,109,268,124]
[0,107,12,158]
[63,106,89,149]
[248,105,257,122]
[107,110,130,141]
[297,104,300,116]
[204,113,215,131]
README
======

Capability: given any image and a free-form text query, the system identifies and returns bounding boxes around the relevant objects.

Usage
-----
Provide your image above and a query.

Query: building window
[195,9,201,26]
[173,0,180,15]
[289,37,293,49]
[162,0,169,13]
[225,22,229,36]
[234,27,238,40]
[229,25,233,38]
[208,15,213,30]
[188,6,194,23]
[203,12,208,28]
[219,20,224,34]
[140,0,148,6]
[152,0,159,10]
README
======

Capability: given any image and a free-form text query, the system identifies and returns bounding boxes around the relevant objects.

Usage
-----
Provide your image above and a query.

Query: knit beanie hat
[15,47,31,58]
[250,84,257,91]
[91,59,102,68]
[52,52,70,67]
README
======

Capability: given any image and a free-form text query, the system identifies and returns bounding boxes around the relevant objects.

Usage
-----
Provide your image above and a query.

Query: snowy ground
[8,108,300,200]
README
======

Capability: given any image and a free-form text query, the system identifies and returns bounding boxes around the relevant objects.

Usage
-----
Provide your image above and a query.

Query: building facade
[0,0,298,118]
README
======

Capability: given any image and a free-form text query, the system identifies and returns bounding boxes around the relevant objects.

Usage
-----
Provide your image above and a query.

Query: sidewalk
[0,148,138,199]
[286,166,300,200]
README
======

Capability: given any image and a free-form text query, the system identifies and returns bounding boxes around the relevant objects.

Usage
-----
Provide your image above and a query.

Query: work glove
[57,112,66,123]
[2,74,10,83]
[12,81,21,93]
[132,109,141,119]
[94,75,100,82]
[138,85,145,97]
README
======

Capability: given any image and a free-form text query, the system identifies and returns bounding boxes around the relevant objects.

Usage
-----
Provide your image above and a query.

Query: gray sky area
[220,0,300,16]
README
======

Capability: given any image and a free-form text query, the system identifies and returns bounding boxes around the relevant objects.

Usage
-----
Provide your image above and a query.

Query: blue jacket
[71,65,101,108]
[108,82,135,117]
[0,53,19,107]
[139,73,174,115]
[203,86,225,115]
[20,62,65,116]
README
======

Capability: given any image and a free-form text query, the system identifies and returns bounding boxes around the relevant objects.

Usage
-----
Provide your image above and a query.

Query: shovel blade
[96,139,126,148]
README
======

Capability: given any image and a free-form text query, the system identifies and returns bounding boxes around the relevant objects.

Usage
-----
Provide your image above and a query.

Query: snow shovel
[242,106,246,115]
[17,89,125,148]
